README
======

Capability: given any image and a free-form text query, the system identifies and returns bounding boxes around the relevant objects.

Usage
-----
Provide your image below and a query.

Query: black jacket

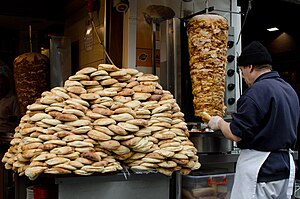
[230,71,299,182]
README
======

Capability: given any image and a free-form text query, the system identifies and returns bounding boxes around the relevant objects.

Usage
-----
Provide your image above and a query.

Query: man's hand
[208,116,222,130]
[209,116,241,142]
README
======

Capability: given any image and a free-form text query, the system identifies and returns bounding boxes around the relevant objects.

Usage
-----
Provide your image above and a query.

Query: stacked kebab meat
[187,14,229,120]
[2,64,200,180]
[13,52,50,115]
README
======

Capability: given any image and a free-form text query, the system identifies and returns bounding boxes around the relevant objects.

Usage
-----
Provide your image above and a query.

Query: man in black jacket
[208,41,299,199]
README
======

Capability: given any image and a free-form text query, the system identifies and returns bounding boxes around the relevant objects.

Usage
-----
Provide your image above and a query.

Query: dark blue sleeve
[230,95,264,141]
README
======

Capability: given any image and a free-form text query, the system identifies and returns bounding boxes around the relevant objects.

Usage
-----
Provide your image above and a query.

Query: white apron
[230,149,295,199]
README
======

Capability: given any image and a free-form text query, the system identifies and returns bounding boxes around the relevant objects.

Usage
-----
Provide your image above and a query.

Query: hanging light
[267,27,279,32]
[84,0,94,51]
[86,0,93,36]
[86,20,93,35]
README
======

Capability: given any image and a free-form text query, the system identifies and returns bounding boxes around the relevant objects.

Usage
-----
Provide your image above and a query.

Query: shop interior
[0,0,299,198]
[238,0,300,96]
[0,0,299,93]
[1,0,300,77]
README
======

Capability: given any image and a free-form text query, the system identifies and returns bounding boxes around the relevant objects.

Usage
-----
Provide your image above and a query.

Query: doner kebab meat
[14,52,50,115]
[2,64,200,180]
[187,14,228,118]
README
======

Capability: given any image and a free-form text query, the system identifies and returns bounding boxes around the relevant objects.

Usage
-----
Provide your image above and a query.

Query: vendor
[0,61,21,199]
[0,62,20,150]
[208,41,299,198]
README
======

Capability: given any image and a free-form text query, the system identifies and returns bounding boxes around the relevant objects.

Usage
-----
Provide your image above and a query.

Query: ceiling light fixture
[267,27,279,32]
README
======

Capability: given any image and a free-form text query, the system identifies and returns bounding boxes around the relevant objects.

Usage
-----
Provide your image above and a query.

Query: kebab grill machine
[182,13,238,154]
[138,0,242,154]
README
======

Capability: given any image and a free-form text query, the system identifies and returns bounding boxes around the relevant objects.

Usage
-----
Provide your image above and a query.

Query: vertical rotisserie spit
[187,14,228,120]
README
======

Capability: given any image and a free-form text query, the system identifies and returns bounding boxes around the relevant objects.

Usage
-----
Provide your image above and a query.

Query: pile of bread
[2,64,200,180]
[187,14,228,118]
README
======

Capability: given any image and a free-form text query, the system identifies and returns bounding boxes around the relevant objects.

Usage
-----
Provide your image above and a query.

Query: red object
[33,185,58,199]
[88,0,93,13]
[33,186,49,199]
[207,176,227,185]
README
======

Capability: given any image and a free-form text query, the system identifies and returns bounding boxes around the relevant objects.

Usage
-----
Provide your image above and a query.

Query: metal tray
[189,131,233,153]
